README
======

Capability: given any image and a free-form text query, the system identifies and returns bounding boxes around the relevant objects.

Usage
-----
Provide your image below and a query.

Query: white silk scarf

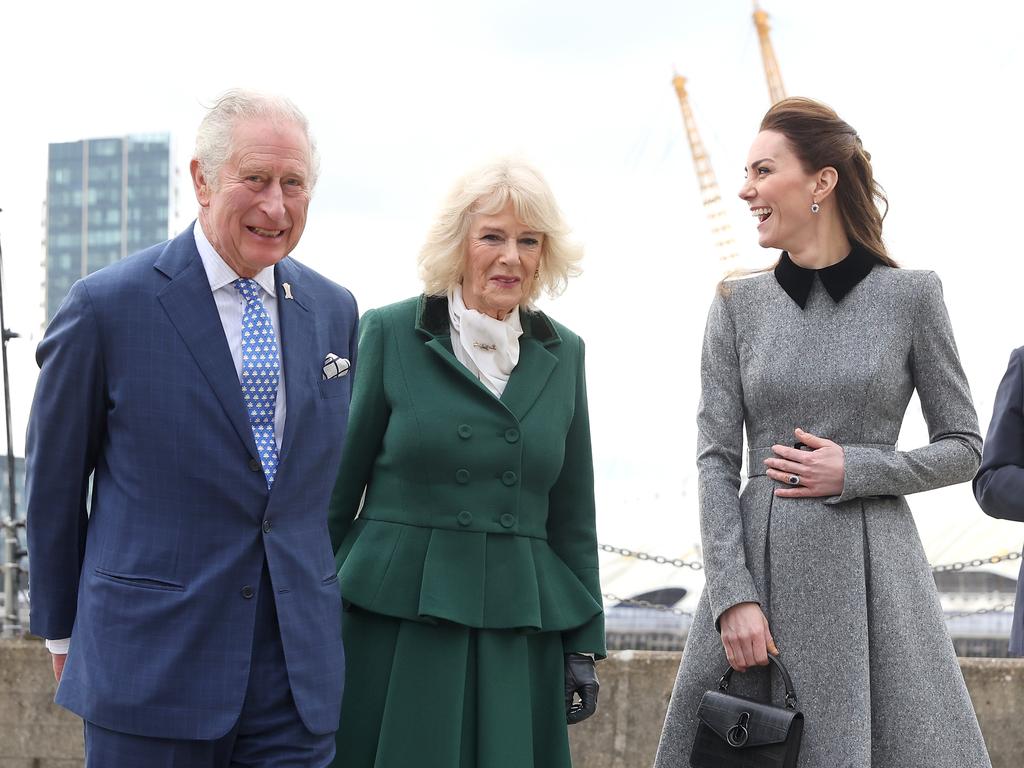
[447,285,523,397]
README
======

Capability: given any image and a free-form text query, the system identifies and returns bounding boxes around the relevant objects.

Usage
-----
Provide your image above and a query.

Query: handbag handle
[718,654,799,710]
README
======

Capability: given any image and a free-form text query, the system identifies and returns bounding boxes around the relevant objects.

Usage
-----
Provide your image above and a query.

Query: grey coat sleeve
[697,291,761,626]
[973,347,1024,521]
[830,271,982,503]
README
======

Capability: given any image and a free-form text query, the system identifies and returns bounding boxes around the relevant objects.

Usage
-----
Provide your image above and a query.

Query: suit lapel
[275,258,316,466]
[156,229,258,458]
[499,334,557,421]
[416,294,502,401]
[416,295,560,420]
[424,338,500,400]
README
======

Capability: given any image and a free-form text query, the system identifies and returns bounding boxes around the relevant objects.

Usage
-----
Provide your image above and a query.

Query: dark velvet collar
[773,243,879,309]
[415,294,561,347]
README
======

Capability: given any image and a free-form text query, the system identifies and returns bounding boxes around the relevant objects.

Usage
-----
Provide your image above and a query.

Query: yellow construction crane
[671,74,738,264]
[671,8,787,263]
[753,2,786,104]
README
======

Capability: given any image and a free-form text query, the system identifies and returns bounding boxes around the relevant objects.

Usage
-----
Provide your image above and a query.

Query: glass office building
[44,134,173,323]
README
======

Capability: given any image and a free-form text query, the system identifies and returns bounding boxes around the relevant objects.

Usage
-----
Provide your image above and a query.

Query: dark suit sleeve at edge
[328,308,390,558]
[25,281,107,639]
[974,348,1024,522]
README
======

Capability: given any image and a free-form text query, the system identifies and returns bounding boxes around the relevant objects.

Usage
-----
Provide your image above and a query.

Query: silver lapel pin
[282,282,293,300]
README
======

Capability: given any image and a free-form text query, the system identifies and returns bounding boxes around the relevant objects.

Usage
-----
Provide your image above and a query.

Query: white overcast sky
[2,0,1023,595]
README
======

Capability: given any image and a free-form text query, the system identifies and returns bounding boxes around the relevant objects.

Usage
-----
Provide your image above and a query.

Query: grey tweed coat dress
[655,247,991,768]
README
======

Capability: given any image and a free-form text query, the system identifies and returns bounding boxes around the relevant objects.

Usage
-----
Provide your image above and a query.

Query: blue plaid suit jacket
[26,224,357,739]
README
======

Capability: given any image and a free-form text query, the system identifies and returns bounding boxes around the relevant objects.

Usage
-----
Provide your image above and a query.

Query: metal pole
[0,208,24,637]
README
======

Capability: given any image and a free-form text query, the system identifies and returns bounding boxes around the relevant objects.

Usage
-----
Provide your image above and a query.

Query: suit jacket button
[499,513,516,528]
[458,424,473,439]
[456,469,471,484]
[502,470,518,486]
[248,457,262,472]
[262,519,272,534]
[457,510,473,527]
[241,585,255,599]
[504,428,520,444]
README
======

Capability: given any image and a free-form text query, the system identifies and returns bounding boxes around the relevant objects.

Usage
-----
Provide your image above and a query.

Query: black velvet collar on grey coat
[774,243,879,309]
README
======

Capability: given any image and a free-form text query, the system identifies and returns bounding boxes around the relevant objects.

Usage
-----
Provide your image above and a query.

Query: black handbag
[689,654,804,768]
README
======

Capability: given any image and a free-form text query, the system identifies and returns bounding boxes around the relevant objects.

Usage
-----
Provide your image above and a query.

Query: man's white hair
[194,89,320,191]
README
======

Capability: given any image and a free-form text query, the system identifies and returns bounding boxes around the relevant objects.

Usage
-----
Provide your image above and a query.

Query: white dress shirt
[46,221,287,655]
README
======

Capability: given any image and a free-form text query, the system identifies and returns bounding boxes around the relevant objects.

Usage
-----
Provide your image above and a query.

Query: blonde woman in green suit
[328,159,604,768]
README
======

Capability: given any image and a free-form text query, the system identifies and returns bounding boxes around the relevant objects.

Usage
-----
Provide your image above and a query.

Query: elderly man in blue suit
[975,346,1024,656]
[26,90,357,766]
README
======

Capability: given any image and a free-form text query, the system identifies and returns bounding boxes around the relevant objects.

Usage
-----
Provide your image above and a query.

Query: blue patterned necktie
[234,278,280,488]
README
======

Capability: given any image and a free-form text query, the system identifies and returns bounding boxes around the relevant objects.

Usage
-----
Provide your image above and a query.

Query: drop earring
[534,269,540,278]
[810,202,820,214]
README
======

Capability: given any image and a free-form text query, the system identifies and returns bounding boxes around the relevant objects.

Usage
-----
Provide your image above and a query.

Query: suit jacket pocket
[94,568,185,592]
[318,375,351,399]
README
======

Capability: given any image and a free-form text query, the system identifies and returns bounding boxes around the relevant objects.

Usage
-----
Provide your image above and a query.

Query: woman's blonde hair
[418,158,582,307]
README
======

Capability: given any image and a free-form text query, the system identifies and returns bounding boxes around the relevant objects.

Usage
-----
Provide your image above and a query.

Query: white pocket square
[322,353,351,380]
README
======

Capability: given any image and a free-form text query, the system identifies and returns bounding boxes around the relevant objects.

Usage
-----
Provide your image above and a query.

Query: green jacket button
[502,470,518,486]
[457,510,473,526]
[499,513,516,528]
[458,424,473,439]
[504,428,520,443]
[456,469,471,484]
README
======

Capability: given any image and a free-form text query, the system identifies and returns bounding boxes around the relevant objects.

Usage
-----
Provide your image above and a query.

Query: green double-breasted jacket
[328,295,605,655]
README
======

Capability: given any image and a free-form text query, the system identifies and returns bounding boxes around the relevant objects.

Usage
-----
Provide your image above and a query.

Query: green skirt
[331,608,572,768]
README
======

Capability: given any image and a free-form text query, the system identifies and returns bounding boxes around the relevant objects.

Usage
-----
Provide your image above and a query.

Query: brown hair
[760,97,896,267]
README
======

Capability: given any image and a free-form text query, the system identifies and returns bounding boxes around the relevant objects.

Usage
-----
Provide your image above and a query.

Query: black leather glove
[564,653,599,724]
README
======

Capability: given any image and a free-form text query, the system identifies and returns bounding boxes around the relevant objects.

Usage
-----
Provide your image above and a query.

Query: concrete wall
[0,639,82,768]
[2,639,1021,767]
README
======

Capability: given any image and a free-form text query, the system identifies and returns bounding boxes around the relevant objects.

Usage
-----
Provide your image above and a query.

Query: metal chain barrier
[945,603,1016,618]
[599,543,703,570]
[931,551,1020,572]
[601,543,1022,574]
[601,545,1018,619]
[605,593,1011,620]
[604,593,693,617]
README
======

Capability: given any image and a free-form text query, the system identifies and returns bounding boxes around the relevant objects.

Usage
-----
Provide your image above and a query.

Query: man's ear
[191,158,211,207]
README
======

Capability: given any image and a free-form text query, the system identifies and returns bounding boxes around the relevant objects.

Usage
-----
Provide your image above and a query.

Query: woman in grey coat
[655,98,991,767]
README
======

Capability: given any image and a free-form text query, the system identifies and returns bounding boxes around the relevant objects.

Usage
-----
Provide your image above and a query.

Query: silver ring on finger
[787,474,801,486]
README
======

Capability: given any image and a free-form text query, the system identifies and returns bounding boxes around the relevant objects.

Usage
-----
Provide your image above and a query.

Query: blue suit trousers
[84,562,335,767]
